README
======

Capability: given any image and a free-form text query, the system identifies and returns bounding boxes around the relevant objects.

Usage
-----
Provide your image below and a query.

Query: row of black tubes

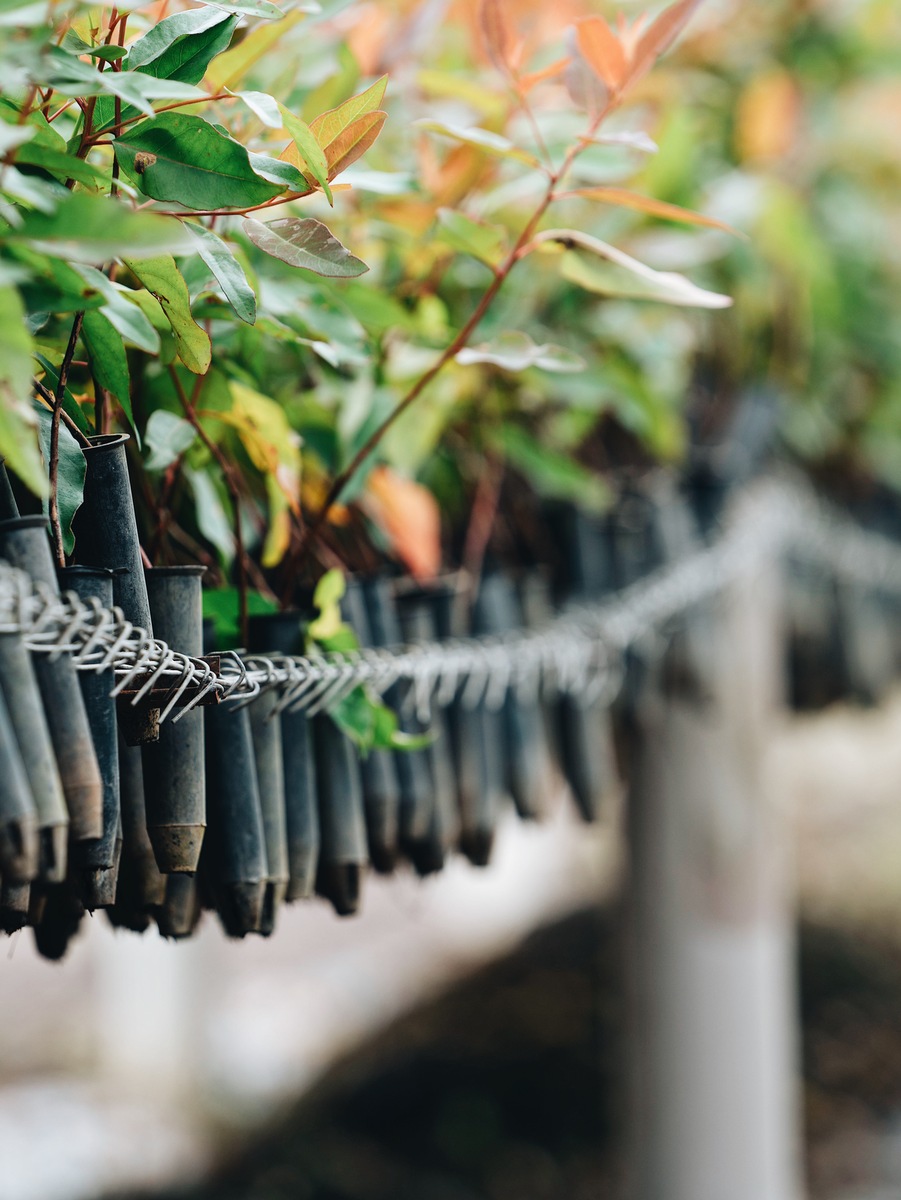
[0,436,678,960]
[3,423,893,958]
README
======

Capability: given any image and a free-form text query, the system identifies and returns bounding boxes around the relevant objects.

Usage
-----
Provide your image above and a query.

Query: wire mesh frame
[0,478,897,728]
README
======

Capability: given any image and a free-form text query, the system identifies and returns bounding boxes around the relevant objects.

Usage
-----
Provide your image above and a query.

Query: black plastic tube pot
[32,883,85,961]
[247,613,319,903]
[142,567,206,874]
[204,698,268,937]
[72,434,158,745]
[107,734,165,932]
[396,591,458,877]
[59,566,122,908]
[341,582,399,874]
[156,873,201,940]
[431,584,485,865]
[361,577,432,849]
[247,687,289,933]
[472,573,553,823]
[552,506,621,823]
[0,682,38,884]
[0,516,103,842]
[0,879,30,933]
[313,713,368,917]
[464,583,515,865]
[0,628,68,882]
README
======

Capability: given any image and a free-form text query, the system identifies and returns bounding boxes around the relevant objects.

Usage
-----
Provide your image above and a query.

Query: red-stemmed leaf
[479,0,514,75]
[323,111,387,180]
[575,16,628,91]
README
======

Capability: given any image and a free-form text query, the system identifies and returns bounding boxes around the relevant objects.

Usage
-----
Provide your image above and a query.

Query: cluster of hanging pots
[0,435,644,958]
[0,395,895,958]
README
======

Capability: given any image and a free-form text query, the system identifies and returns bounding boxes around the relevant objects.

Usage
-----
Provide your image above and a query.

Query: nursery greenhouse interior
[1,0,901,1196]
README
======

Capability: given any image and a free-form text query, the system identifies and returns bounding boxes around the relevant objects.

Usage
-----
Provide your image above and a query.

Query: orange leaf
[628,0,704,87]
[322,110,387,180]
[575,16,628,91]
[310,77,388,153]
[365,467,442,582]
[565,186,743,235]
[480,0,513,74]
[518,56,571,94]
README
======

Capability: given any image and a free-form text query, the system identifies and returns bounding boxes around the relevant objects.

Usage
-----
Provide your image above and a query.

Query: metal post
[625,535,804,1200]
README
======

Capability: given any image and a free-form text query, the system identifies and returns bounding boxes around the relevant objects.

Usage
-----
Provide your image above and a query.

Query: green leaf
[71,269,161,354]
[456,331,585,373]
[61,31,127,62]
[0,286,45,496]
[435,208,507,266]
[114,113,285,211]
[373,703,432,752]
[246,151,310,191]
[126,8,236,72]
[14,142,108,187]
[537,229,733,309]
[185,222,256,324]
[0,122,35,154]
[278,105,333,202]
[92,13,239,131]
[559,247,733,308]
[202,586,276,649]
[44,47,208,117]
[330,685,378,753]
[12,247,108,315]
[11,192,195,263]
[204,0,288,18]
[233,90,282,127]
[414,119,541,167]
[187,467,234,564]
[34,354,92,436]
[34,402,85,555]
[491,425,611,513]
[309,567,347,641]
[144,409,196,471]
[81,311,134,432]
[123,255,212,374]
[0,165,67,212]
[243,217,368,277]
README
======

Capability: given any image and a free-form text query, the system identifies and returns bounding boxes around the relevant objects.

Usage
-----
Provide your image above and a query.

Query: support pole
[625,534,804,1200]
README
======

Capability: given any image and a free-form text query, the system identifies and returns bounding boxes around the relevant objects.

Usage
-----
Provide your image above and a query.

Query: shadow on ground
[118,907,901,1200]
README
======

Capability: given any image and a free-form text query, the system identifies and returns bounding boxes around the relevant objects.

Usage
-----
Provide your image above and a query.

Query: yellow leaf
[220,381,301,513]
[736,69,801,164]
[262,476,291,568]
[206,12,305,92]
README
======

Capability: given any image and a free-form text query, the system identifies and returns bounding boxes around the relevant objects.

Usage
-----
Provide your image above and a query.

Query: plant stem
[33,379,91,447]
[462,448,504,584]
[49,313,85,567]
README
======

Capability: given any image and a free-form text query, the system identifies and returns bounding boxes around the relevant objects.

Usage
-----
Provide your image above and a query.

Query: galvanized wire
[0,477,897,723]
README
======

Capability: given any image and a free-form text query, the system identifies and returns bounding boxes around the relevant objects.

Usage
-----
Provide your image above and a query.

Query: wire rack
[1,478,899,726]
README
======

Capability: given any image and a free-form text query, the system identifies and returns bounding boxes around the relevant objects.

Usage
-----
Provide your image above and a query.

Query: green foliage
[0,0,739,751]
